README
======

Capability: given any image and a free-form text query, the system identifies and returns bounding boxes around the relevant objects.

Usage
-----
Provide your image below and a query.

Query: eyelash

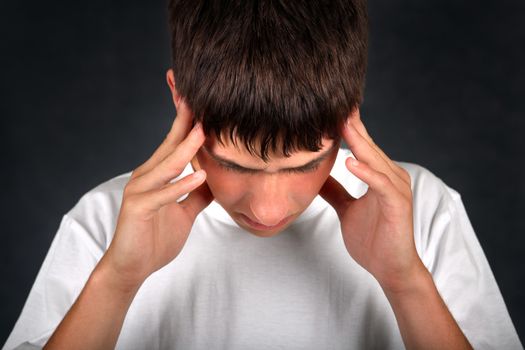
[218,162,321,174]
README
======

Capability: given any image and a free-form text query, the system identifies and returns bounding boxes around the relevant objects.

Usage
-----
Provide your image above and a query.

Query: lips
[239,213,292,231]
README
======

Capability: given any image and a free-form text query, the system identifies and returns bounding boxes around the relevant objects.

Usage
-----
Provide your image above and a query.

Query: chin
[238,221,289,237]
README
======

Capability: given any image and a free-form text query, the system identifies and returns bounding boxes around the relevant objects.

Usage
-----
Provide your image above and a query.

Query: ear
[346,105,359,120]
[166,68,182,109]
[190,156,202,172]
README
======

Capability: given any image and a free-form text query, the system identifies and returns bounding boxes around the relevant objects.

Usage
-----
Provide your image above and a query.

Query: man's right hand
[45,101,212,350]
[99,100,213,290]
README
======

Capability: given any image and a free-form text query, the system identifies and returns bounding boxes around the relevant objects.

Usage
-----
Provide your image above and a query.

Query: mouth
[238,213,292,231]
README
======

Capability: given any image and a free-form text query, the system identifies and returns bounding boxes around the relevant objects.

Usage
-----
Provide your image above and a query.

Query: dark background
[2,0,524,345]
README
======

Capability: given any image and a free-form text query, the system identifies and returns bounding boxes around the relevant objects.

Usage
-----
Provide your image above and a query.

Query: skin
[44,69,473,350]
[192,135,340,238]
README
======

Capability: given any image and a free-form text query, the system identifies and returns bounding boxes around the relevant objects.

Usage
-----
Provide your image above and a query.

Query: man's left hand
[320,108,427,293]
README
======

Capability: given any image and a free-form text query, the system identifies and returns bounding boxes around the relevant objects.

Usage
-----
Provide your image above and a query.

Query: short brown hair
[167,0,368,161]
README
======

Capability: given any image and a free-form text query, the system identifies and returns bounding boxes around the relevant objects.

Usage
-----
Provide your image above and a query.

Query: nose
[248,176,289,226]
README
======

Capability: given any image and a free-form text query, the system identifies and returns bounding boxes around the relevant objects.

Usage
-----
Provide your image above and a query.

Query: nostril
[241,213,291,230]
[252,215,284,227]
[250,208,289,227]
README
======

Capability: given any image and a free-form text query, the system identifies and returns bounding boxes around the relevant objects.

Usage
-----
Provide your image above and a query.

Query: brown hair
[167,0,368,161]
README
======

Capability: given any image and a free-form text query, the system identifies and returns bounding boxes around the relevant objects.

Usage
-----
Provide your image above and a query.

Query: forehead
[203,134,337,167]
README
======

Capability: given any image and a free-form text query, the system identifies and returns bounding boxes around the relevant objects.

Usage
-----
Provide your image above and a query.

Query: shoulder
[395,160,462,219]
[396,161,460,201]
[335,148,465,247]
[68,171,132,221]
[64,171,133,249]
[333,148,460,203]
[395,160,462,224]
[394,160,469,258]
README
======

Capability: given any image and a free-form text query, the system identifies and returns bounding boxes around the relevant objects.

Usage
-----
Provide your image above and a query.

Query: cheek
[290,171,329,201]
[196,154,245,206]
[208,172,245,205]
[290,158,336,201]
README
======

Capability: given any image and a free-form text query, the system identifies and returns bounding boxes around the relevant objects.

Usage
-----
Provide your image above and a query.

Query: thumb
[319,176,354,218]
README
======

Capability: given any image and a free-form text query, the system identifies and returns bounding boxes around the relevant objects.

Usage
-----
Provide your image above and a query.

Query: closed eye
[282,163,321,173]
[218,162,258,174]
[218,162,321,174]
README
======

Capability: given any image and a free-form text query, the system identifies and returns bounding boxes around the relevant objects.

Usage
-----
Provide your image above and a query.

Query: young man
[4,1,522,349]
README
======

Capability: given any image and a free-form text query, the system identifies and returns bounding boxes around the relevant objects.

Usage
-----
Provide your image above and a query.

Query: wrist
[92,256,145,297]
[378,260,433,297]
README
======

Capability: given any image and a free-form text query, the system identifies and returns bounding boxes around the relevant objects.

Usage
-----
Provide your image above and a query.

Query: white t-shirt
[4,148,523,350]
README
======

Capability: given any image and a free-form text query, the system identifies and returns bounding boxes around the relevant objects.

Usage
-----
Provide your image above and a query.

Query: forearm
[382,265,473,350]
[44,258,142,350]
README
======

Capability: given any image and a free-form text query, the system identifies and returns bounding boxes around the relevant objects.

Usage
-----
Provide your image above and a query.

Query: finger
[343,118,410,193]
[345,157,406,205]
[319,176,355,218]
[179,181,214,220]
[342,119,391,176]
[129,170,207,215]
[167,100,195,145]
[131,100,194,180]
[130,122,205,192]
[349,110,411,186]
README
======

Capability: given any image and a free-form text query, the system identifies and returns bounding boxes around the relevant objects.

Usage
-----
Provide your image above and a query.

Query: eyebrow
[202,140,339,173]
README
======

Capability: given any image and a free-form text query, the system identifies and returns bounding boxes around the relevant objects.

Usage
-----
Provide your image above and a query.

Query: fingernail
[193,169,205,180]
[350,158,359,167]
[192,122,203,135]
[345,122,353,135]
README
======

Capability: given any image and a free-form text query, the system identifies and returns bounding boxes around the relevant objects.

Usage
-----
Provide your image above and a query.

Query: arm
[381,263,472,350]
[320,108,472,349]
[44,260,141,350]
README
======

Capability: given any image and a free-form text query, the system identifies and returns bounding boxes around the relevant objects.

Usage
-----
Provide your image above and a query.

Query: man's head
[166,0,368,236]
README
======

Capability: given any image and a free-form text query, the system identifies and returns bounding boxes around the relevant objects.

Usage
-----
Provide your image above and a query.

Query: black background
[2,0,524,345]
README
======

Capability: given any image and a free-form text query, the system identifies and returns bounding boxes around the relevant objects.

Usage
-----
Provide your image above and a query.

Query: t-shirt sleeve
[411,169,523,349]
[3,213,106,350]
